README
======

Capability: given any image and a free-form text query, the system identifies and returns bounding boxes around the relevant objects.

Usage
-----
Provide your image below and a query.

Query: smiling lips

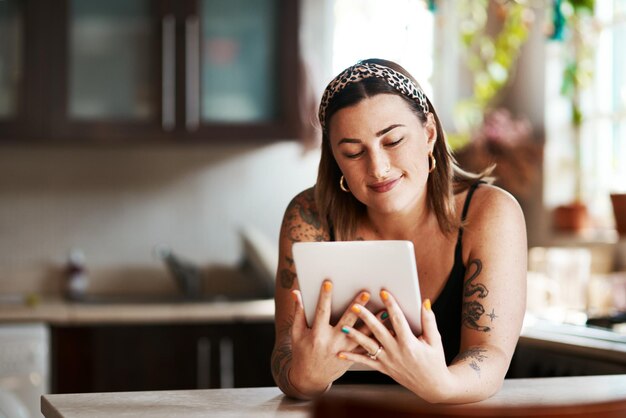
[368,176,402,193]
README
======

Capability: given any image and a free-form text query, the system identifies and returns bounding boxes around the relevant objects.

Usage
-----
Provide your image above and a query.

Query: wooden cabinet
[50,322,276,393]
[0,0,299,142]
[0,0,48,138]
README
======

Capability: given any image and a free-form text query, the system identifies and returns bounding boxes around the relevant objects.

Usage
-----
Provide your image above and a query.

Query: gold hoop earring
[339,175,350,192]
[428,153,437,173]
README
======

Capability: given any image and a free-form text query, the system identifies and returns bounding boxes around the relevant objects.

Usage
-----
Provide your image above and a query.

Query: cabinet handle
[196,337,211,389]
[162,15,176,131]
[219,337,234,388]
[185,16,200,131]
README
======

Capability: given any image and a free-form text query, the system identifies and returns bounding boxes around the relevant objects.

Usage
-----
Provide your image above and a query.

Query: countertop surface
[41,375,626,418]
[0,297,275,324]
[1,297,625,361]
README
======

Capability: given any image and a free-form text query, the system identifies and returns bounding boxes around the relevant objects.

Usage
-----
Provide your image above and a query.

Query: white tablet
[292,240,422,335]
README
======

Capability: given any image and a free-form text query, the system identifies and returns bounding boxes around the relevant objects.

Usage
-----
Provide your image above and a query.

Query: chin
[364,194,412,215]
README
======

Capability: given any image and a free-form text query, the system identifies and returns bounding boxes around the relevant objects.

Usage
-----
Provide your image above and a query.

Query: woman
[271,59,527,403]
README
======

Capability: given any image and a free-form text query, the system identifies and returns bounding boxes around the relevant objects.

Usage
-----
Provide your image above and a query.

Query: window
[545,0,626,229]
[331,0,435,98]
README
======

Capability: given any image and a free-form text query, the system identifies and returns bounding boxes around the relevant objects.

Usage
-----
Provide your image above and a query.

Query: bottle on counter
[65,248,89,301]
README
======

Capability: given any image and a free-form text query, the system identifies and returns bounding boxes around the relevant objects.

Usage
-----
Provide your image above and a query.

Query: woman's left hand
[338,290,453,403]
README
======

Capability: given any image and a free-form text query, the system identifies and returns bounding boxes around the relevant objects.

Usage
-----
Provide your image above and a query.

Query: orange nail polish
[360,292,370,303]
[380,290,389,301]
[424,298,432,311]
[351,304,361,314]
[323,281,333,292]
[291,291,298,302]
[338,353,347,360]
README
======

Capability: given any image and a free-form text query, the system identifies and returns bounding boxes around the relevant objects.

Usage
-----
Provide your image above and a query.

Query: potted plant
[549,0,595,232]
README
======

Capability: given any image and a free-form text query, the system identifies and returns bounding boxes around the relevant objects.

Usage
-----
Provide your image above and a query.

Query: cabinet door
[52,0,300,142]
[179,0,299,141]
[0,0,27,138]
[51,323,275,393]
[1,0,300,143]
[49,0,167,141]
[0,0,22,121]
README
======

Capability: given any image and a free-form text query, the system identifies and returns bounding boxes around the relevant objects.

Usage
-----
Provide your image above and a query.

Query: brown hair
[314,58,492,240]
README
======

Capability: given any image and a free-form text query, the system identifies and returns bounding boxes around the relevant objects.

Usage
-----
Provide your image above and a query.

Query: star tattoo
[487,308,498,322]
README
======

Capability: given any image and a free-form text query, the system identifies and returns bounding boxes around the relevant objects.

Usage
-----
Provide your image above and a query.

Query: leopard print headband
[318,62,429,130]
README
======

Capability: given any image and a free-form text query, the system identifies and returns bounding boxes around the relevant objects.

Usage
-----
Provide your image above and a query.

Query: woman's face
[328,93,437,216]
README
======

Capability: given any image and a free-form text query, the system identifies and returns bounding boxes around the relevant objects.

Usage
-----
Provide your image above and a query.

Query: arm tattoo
[271,315,295,392]
[284,192,327,243]
[279,267,296,289]
[463,259,488,299]
[454,347,488,378]
[279,257,297,289]
[278,191,329,290]
[462,258,492,332]
[272,341,294,390]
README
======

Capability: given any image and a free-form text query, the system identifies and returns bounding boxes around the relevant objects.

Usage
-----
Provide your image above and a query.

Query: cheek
[397,145,428,173]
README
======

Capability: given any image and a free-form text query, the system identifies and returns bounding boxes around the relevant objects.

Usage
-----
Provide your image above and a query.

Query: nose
[368,151,391,179]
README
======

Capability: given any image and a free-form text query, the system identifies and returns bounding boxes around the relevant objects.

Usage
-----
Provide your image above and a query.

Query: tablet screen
[292,240,422,335]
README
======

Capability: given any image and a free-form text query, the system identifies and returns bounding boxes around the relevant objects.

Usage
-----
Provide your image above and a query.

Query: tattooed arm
[446,185,527,402]
[271,188,362,399]
[271,188,326,398]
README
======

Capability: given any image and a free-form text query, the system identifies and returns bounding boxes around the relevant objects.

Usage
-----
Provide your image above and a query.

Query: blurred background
[0,0,625,416]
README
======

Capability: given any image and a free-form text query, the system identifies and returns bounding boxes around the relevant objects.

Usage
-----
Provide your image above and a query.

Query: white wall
[0,142,320,294]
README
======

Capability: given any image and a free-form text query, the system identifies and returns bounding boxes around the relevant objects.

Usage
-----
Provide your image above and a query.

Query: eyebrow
[337,124,405,145]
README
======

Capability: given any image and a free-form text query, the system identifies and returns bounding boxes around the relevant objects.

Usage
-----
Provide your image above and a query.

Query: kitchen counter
[0,297,275,324]
[2,297,625,374]
[521,314,626,364]
[41,375,626,418]
[1,298,625,354]
[1,297,624,349]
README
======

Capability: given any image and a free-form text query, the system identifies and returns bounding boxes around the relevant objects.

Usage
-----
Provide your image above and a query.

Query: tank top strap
[461,180,485,221]
[455,180,486,253]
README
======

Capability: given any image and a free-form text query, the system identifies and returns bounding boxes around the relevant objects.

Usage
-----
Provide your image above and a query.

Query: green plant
[553,0,595,126]
[449,0,531,149]
[549,0,595,202]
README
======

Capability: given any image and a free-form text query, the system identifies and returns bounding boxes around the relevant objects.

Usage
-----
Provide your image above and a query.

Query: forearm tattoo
[280,269,296,289]
[462,259,493,332]
[454,347,488,377]
[271,315,295,392]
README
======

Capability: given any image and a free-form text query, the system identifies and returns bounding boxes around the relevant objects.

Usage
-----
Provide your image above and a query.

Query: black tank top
[432,180,483,364]
[332,181,483,384]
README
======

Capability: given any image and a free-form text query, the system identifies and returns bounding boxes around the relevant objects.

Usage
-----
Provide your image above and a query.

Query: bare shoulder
[465,184,525,227]
[460,184,527,257]
[280,187,330,245]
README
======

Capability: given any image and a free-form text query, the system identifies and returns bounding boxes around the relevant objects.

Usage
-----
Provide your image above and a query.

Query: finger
[349,303,396,350]
[355,309,387,337]
[340,324,380,356]
[337,351,384,373]
[418,298,442,347]
[336,291,371,329]
[290,290,307,339]
[312,280,333,329]
[380,289,414,342]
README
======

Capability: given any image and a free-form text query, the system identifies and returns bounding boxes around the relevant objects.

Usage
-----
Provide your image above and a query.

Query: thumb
[419,298,442,347]
[291,290,308,339]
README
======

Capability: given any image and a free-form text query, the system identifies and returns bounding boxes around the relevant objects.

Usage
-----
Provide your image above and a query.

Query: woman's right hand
[287,280,371,397]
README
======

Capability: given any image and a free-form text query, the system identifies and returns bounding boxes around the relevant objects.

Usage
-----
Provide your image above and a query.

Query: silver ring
[368,346,383,361]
